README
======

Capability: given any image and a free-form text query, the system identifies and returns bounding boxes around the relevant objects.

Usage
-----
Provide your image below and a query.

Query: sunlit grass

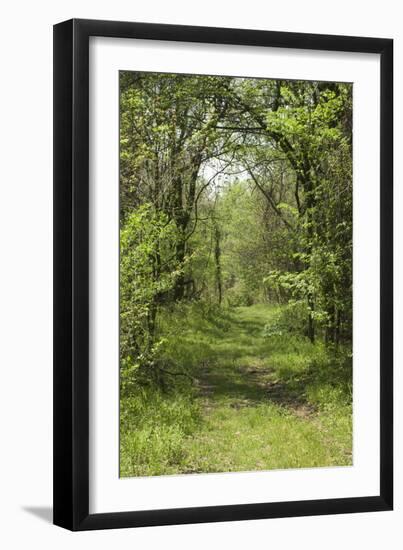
[120,303,352,477]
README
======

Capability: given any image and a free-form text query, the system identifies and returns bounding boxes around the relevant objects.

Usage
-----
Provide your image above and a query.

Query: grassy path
[120,304,352,477]
[178,305,352,473]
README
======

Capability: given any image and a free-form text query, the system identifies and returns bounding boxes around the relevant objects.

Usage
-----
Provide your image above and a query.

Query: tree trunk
[173,236,186,301]
[213,222,223,305]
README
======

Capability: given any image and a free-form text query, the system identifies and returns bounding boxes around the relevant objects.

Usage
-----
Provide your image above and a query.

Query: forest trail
[119,73,353,478]
[196,307,313,416]
[120,304,352,477]
[178,305,350,474]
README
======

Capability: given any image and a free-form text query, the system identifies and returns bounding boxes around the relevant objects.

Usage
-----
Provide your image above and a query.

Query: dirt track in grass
[176,305,352,474]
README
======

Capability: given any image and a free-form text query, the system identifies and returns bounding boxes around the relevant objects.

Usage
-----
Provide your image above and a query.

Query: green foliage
[262,301,309,337]
[120,203,185,388]
[120,72,352,347]
[118,72,353,477]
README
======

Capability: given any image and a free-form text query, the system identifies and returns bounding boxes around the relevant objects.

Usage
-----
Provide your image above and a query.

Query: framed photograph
[53,19,393,530]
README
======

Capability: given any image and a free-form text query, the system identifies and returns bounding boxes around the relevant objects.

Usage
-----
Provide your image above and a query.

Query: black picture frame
[53,18,393,531]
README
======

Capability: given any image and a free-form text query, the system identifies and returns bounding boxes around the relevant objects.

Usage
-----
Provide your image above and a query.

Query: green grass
[120,388,202,477]
[120,303,352,477]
